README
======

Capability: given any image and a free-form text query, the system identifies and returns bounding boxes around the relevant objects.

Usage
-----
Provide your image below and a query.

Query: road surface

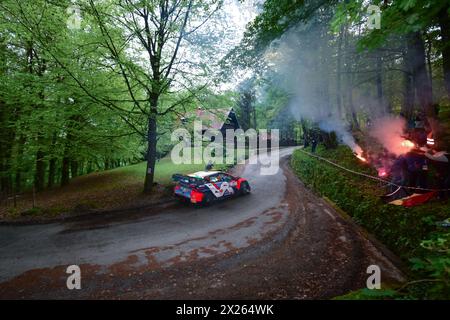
[0,147,404,299]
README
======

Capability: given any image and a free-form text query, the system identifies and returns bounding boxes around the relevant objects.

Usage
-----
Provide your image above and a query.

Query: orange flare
[401,140,415,148]
[378,169,387,177]
[356,154,367,162]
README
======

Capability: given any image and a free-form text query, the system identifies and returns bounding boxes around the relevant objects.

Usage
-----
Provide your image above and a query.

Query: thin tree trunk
[1,127,15,197]
[70,160,79,179]
[439,8,450,98]
[343,25,359,129]
[48,158,56,188]
[406,32,434,119]
[32,43,47,192]
[336,25,344,118]
[425,33,433,96]
[13,134,25,193]
[253,105,257,129]
[47,133,57,188]
[34,145,46,192]
[61,154,70,187]
[144,106,158,193]
[375,51,384,113]
[0,106,10,196]
[402,43,415,121]
[15,172,21,195]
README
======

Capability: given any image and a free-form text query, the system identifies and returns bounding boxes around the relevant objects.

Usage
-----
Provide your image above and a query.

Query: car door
[205,174,235,198]
[217,174,236,197]
[218,174,236,194]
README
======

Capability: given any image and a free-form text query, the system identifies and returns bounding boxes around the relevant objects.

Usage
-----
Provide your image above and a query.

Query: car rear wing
[172,174,204,185]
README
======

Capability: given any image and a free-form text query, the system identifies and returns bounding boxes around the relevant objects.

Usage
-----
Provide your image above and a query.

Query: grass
[291,145,450,299]
[111,158,208,184]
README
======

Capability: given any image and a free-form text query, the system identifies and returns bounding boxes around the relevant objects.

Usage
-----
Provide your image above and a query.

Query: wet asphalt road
[0,147,405,299]
[0,148,294,285]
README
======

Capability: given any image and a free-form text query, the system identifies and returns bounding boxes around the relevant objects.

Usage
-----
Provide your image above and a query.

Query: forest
[0,0,239,198]
[0,0,449,301]
[1,0,449,198]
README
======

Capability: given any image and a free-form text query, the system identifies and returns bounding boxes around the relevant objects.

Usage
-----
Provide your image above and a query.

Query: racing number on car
[206,182,235,198]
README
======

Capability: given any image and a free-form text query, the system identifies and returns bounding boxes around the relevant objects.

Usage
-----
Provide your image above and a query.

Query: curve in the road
[0,148,297,284]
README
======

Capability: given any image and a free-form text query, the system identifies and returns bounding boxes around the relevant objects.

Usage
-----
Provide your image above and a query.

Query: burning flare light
[353,145,367,162]
[378,168,388,177]
[356,153,367,162]
[401,140,415,149]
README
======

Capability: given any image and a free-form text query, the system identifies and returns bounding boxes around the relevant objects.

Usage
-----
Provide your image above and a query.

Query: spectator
[205,161,214,171]
[389,155,407,192]
[404,151,428,189]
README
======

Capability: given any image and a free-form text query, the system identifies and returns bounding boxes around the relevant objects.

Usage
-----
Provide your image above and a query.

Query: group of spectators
[303,129,320,153]
[302,115,449,198]
[390,116,449,198]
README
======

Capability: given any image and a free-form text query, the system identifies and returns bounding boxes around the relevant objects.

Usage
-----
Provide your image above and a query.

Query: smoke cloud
[263,23,364,152]
[369,116,414,156]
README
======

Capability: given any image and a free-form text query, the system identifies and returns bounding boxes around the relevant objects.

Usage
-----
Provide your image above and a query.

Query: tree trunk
[34,150,46,192]
[86,161,93,174]
[70,160,79,179]
[343,26,359,129]
[2,43,23,196]
[144,106,158,193]
[439,8,450,98]
[375,51,384,113]
[33,133,46,190]
[61,154,70,187]
[253,104,257,129]
[402,45,415,120]
[48,158,56,188]
[47,133,57,188]
[0,104,8,196]
[32,42,47,192]
[1,128,16,197]
[425,33,433,95]
[406,32,434,119]
[239,91,253,130]
[0,38,7,197]
[336,25,344,118]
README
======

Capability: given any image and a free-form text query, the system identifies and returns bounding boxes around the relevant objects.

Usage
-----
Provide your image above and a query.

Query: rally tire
[240,182,251,195]
[201,193,214,207]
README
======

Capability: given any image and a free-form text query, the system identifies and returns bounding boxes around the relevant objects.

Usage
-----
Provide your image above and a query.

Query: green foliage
[0,0,230,194]
[335,288,398,300]
[0,0,147,192]
[408,233,450,299]
[331,0,450,51]
[291,146,450,299]
[222,0,335,71]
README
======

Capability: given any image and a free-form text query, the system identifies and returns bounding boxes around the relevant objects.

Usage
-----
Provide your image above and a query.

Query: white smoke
[264,23,363,152]
[318,118,362,153]
[369,116,413,156]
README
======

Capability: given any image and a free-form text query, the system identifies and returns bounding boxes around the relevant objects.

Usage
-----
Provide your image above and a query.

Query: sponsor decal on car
[206,182,235,198]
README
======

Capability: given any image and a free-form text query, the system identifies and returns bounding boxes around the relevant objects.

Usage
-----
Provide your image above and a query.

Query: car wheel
[240,182,251,195]
[202,194,214,206]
